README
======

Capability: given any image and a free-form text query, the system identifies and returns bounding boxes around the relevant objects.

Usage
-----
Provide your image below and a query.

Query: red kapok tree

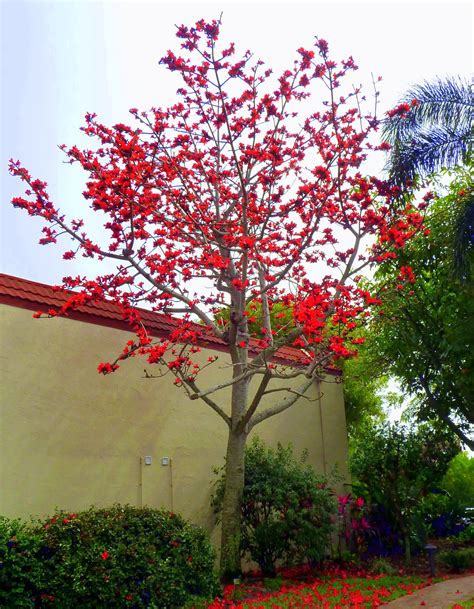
[9,18,425,577]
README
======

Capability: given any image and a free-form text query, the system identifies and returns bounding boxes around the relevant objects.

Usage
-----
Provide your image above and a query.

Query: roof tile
[0,273,315,366]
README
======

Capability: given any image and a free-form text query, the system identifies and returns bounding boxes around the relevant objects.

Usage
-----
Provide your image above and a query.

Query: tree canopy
[364,168,474,448]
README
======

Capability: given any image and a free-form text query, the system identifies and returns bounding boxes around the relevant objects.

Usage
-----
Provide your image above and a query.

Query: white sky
[1,0,473,285]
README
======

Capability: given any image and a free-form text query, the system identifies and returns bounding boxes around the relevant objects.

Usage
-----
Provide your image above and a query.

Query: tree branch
[238,370,272,432]
[248,377,315,430]
[127,257,225,338]
[184,378,231,427]
[188,365,268,401]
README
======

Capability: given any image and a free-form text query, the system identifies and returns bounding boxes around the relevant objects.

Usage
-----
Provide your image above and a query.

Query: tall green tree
[367,169,474,448]
[383,77,473,187]
[340,347,387,437]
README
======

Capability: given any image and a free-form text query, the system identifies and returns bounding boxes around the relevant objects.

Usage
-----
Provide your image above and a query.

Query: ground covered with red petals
[203,568,434,608]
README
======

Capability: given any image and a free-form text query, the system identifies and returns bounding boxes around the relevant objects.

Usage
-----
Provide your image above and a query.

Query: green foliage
[441,452,474,511]
[416,492,460,536]
[457,524,474,543]
[404,453,474,539]
[0,505,219,609]
[448,600,474,609]
[0,517,49,608]
[212,438,337,576]
[365,169,474,447]
[340,349,386,436]
[368,557,396,575]
[456,524,474,544]
[350,422,459,559]
[439,547,474,573]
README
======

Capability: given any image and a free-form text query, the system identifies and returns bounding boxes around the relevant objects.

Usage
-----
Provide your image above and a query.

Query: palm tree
[383,77,473,186]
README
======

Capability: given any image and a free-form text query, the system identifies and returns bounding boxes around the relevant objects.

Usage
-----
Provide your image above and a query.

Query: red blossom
[386,103,412,118]
[97,362,119,375]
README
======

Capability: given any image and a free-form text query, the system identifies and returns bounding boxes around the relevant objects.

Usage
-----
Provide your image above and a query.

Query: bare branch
[248,377,315,430]
[258,265,273,346]
[261,387,318,400]
[188,364,268,400]
[239,370,272,431]
[127,257,225,338]
[184,378,231,427]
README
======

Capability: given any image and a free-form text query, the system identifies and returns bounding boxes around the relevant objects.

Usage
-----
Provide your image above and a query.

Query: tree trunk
[396,511,412,564]
[403,531,412,564]
[220,426,248,580]
[439,412,474,451]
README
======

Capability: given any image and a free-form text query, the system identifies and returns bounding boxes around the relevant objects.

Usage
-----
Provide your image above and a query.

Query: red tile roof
[0,273,327,369]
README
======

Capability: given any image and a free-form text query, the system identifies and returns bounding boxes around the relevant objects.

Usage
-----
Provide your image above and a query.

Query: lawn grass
[206,574,431,608]
[450,600,474,609]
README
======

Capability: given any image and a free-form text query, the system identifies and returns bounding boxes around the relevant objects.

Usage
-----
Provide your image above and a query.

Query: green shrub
[263,576,284,591]
[417,452,474,539]
[368,557,396,575]
[350,422,459,561]
[439,547,474,573]
[212,438,337,576]
[441,453,474,511]
[457,524,474,543]
[0,505,220,608]
[0,517,51,608]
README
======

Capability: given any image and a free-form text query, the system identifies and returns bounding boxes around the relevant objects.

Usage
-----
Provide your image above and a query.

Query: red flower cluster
[386,103,412,119]
[9,18,430,400]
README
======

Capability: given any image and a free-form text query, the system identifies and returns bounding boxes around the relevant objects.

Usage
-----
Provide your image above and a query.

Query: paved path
[384,575,474,608]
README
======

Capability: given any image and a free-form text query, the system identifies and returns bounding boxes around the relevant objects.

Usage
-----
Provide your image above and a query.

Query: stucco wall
[0,303,350,538]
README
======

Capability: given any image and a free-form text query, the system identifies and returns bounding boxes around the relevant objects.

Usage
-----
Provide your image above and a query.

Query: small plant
[336,550,358,565]
[368,557,396,575]
[263,576,284,591]
[439,547,474,573]
[212,438,337,576]
[335,493,373,558]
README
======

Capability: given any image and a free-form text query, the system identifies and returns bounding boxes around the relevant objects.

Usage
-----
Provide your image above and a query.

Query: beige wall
[0,303,349,539]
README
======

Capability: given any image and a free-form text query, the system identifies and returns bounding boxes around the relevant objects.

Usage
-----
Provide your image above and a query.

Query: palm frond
[387,125,472,184]
[383,76,474,185]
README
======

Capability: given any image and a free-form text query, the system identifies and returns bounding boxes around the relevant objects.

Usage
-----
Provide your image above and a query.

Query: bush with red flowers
[0,505,220,608]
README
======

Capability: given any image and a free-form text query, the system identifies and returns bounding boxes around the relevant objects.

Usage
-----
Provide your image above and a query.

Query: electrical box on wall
[144,456,152,466]
[161,457,170,466]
